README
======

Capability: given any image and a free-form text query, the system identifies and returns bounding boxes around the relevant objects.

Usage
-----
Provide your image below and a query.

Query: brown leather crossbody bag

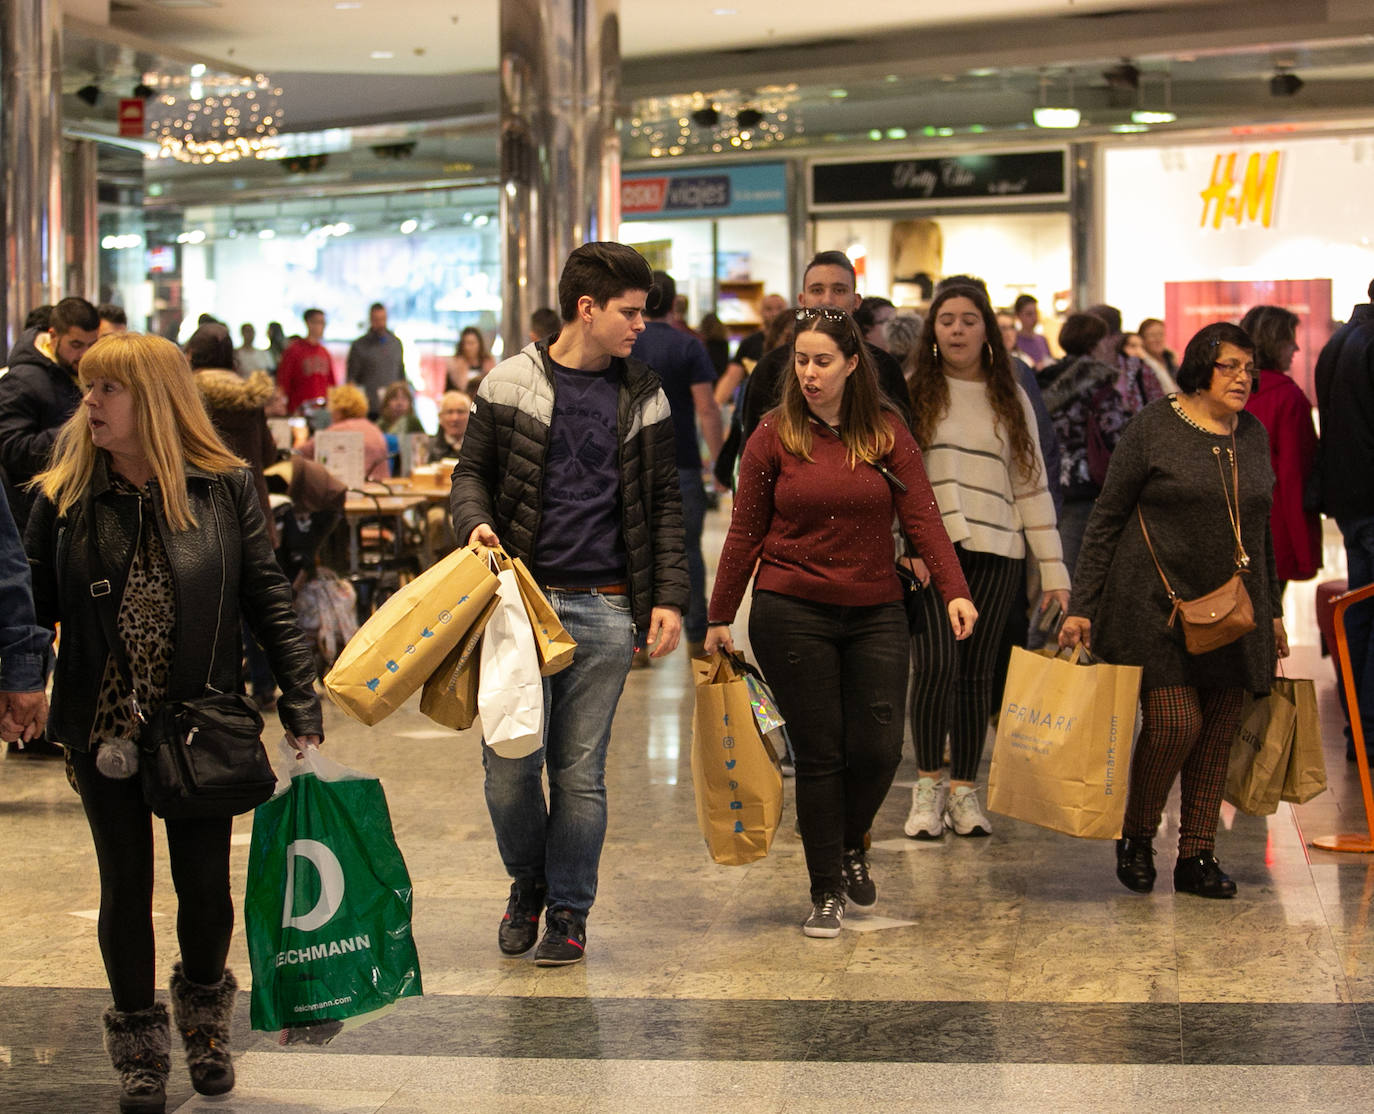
[1138,434,1256,655]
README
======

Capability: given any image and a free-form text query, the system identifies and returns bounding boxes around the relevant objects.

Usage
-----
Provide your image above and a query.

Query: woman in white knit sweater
[901,283,1070,838]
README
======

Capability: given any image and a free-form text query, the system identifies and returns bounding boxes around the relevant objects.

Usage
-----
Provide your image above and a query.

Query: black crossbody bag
[85,495,276,819]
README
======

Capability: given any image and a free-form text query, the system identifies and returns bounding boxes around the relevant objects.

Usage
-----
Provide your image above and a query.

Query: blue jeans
[678,466,708,644]
[1337,515,1374,751]
[482,588,635,919]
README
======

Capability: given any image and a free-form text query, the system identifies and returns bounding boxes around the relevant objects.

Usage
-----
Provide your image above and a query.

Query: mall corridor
[3,510,1374,1113]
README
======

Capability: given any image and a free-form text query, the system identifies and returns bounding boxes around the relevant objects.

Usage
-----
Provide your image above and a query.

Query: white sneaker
[903,776,947,839]
[944,785,992,837]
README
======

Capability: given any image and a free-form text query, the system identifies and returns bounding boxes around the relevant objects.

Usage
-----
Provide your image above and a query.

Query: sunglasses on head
[794,307,850,323]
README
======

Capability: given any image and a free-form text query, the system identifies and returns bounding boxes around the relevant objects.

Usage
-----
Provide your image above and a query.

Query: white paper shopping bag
[477,566,545,758]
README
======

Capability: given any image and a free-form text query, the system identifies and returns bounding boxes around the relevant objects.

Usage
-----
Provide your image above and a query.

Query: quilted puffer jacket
[25,458,322,750]
[450,340,688,631]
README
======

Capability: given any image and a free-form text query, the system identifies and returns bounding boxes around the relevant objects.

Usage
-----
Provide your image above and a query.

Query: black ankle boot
[1115,837,1156,893]
[1174,854,1236,898]
[169,963,237,1096]
[102,1002,170,1114]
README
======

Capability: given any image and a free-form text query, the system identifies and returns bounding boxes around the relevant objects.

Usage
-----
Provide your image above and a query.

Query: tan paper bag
[690,652,783,865]
[418,595,498,731]
[1279,678,1327,804]
[494,550,577,676]
[987,646,1143,840]
[324,546,499,725]
[1223,687,1297,816]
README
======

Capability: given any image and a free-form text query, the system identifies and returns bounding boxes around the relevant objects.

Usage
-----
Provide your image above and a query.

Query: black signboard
[810,151,1068,208]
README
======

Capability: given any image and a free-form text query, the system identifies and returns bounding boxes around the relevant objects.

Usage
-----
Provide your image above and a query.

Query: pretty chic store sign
[809,150,1068,210]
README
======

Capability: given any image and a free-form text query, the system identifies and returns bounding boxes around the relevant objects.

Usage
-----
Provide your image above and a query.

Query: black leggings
[908,546,1025,782]
[749,590,910,900]
[69,748,234,1012]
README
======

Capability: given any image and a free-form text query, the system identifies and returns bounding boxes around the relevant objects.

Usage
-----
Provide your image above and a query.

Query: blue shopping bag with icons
[245,741,422,1041]
[690,652,784,865]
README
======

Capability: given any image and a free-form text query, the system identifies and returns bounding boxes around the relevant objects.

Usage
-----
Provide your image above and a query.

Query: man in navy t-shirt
[631,271,723,656]
[451,243,689,967]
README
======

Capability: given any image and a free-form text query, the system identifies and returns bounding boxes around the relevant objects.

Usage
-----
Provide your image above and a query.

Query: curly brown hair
[905,284,1039,483]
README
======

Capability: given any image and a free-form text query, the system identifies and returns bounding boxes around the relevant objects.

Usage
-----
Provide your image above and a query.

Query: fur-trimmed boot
[169,962,238,1096]
[101,1002,170,1114]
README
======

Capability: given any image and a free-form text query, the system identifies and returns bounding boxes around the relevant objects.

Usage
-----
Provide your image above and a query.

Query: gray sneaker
[944,785,992,837]
[802,892,845,938]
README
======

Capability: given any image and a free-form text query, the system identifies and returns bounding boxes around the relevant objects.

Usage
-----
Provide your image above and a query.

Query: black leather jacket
[26,458,322,751]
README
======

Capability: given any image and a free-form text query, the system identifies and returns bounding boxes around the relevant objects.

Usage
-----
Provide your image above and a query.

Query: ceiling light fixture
[145,70,284,163]
[628,85,802,156]
[1034,70,1080,129]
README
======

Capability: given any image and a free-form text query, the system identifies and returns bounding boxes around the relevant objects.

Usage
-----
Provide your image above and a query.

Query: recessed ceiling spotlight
[828,89,848,99]
[335,1,363,7]
[1033,107,1081,129]
[370,50,394,60]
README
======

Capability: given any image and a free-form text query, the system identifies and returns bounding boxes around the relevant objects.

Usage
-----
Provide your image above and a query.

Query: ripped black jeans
[749,589,909,900]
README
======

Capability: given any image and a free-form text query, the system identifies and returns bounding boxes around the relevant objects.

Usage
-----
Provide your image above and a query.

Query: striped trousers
[1123,684,1246,857]
[908,545,1025,782]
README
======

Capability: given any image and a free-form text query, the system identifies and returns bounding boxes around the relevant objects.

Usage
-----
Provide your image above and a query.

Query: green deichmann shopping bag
[246,742,422,1037]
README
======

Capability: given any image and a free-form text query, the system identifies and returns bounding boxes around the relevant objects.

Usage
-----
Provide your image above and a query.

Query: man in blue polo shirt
[632,271,723,657]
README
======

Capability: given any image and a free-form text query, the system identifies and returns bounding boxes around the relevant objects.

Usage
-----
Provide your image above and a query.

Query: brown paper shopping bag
[324,545,498,725]
[690,652,783,865]
[418,594,499,731]
[1223,687,1297,816]
[505,555,577,676]
[1279,678,1327,804]
[987,646,1143,839]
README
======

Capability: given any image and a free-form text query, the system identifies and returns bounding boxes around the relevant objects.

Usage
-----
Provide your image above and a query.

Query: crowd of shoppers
[5,250,1370,1110]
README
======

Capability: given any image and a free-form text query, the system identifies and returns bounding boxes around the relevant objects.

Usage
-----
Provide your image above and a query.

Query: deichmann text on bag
[246,742,422,1038]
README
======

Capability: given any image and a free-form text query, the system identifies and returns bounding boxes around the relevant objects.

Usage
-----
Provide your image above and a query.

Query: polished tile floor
[4,514,1374,1112]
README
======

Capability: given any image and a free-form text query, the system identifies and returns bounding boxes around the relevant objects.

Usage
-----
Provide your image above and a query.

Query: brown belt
[546,581,629,596]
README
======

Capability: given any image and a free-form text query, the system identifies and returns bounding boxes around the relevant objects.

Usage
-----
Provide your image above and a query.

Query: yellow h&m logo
[1199,151,1280,230]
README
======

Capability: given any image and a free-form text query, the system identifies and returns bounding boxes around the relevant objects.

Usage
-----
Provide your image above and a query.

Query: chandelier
[628,85,802,157]
[144,71,284,164]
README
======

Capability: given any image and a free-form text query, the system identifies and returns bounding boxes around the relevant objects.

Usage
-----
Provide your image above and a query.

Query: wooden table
[342,491,428,577]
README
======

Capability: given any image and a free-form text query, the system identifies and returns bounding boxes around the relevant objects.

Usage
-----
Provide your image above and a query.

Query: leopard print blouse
[90,477,176,748]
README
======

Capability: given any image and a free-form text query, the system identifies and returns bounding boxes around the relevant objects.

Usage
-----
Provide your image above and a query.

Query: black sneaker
[534,908,586,966]
[802,892,845,938]
[498,880,546,956]
[841,848,877,911]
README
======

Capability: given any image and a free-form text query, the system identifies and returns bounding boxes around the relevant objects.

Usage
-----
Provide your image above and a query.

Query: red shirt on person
[1245,370,1321,582]
[276,338,336,414]
[708,412,969,622]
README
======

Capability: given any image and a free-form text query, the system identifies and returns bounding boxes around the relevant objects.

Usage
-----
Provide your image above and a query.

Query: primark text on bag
[987,646,1143,840]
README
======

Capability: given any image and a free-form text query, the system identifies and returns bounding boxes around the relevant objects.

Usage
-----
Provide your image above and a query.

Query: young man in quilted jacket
[450,241,689,966]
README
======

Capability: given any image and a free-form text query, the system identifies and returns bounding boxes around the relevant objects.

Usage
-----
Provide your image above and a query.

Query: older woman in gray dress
[1060,321,1288,900]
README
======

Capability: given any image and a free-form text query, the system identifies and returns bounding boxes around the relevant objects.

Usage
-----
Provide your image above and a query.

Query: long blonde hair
[775,309,895,466]
[34,333,244,530]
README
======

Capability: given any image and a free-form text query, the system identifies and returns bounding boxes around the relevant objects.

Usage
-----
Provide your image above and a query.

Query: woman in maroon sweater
[704,309,976,938]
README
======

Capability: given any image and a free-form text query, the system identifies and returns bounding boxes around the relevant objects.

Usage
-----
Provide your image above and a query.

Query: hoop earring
[984,341,994,366]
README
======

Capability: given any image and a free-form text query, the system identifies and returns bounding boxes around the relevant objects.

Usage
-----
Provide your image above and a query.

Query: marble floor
[4,513,1374,1112]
